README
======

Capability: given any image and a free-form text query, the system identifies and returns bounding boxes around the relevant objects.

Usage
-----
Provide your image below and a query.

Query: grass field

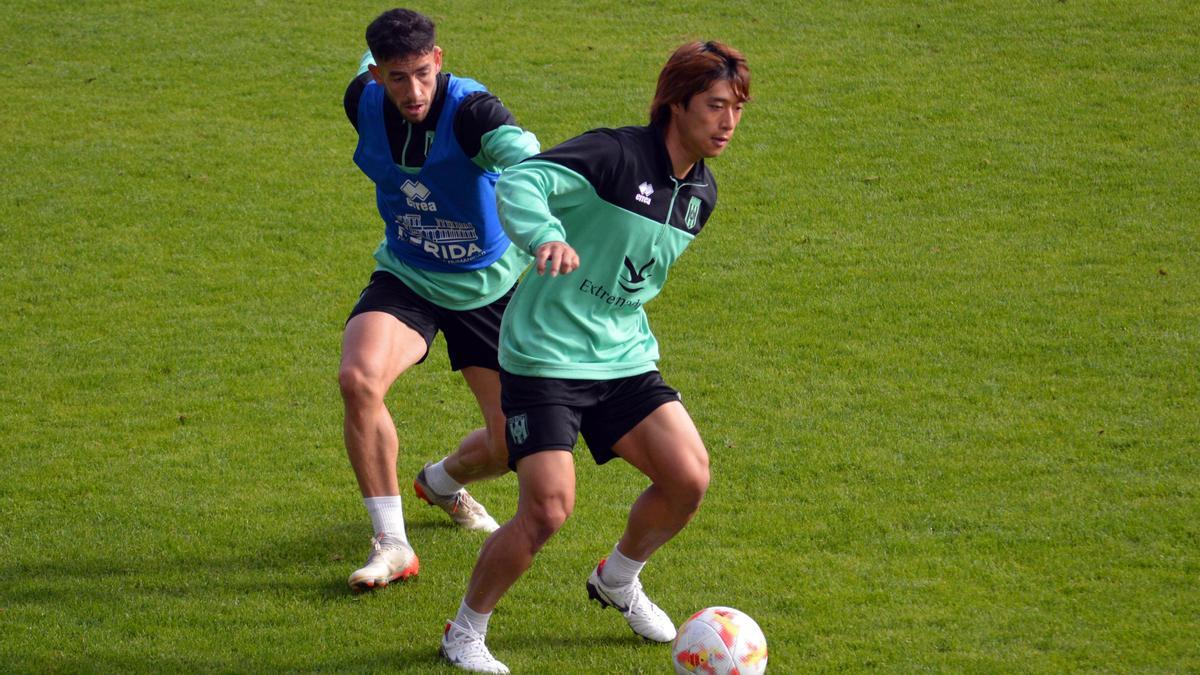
[2,1,1198,672]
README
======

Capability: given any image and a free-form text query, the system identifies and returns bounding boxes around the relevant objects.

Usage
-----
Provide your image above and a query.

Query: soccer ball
[672,606,768,674]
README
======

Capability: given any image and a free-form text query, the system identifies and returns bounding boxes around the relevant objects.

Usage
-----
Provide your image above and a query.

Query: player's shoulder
[530,128,620,178]
[449,73,520,155]
[598,124,656,144]
[447,73,489,94]
[449,74,514,121]
[590,125,661,163]
[548,125,646,161]
[520,126,648,196]
[446,73,499,114]
[343,72,375,128]
[457,90,513,121]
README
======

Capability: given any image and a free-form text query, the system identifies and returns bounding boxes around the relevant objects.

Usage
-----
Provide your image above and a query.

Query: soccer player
[339,8,539,592]
[438,41,751,673]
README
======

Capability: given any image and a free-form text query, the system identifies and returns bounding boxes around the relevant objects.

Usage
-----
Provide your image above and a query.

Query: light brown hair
[650,41,751,126]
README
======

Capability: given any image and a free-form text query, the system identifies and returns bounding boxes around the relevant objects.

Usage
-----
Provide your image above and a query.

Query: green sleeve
[495,160,594,255]
[356,50,374,77]
[473,125,540,173]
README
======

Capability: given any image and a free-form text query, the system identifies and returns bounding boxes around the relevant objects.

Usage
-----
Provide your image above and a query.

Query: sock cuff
[456,599,492,635]
[424,460,465,496]
[601,544,647,586]
[364,495,406,537]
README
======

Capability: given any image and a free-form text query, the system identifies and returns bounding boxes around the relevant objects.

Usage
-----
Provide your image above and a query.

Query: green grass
[2,0,1198,672]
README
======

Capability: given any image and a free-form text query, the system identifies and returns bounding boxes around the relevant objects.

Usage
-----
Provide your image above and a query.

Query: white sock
[364,496,406,539]
[455,599,492,636]
[600,544,646,587]
[424,459,465,496]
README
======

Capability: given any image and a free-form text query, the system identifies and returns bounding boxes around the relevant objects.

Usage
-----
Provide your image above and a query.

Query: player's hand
[534,241,580,277]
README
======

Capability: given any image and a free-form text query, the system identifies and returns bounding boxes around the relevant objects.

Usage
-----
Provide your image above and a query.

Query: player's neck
[663,123,699,179]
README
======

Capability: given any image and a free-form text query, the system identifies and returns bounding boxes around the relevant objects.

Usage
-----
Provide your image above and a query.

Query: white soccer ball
[671,606,768,674]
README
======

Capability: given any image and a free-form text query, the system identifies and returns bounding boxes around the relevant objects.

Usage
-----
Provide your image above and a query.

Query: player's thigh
[340,311,429,387]
[439,285,509,372]
[460,366,502,423]
[611,400,709,488]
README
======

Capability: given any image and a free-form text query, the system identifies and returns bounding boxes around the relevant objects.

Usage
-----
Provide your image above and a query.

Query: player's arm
[495,132,622,277]
[494,161,583,276]
[455,93,540,172]
[343,50,375,130]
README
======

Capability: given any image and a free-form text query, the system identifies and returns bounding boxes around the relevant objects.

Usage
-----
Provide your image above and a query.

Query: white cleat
[586,559,677,642]
[346,534,419,592]
[414,464,500,533]
[440,620,509,673]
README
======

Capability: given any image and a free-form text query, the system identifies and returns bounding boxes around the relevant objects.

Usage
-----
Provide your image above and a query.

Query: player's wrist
[529,233,566,255]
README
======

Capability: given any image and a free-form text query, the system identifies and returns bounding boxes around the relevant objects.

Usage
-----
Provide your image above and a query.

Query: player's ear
[432,46,444,72]
[367,63,384,85]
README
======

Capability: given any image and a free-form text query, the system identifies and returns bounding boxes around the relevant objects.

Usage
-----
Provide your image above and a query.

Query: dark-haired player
[339,8,539,593]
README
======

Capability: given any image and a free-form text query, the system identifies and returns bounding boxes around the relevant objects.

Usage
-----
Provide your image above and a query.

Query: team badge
[684,196,702,230]
[508,414,529,445]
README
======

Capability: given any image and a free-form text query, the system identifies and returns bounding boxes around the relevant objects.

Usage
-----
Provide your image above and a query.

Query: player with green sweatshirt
[438,40,751,674]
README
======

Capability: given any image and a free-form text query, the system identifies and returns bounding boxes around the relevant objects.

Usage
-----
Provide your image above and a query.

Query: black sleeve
[528,129,625,202]
[343,73,371,130]
[453,91,518,159]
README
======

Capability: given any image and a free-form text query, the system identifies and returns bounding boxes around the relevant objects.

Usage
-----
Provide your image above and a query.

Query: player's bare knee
[671,460,710,515]
[518,498,572,548]
[337,364,385,406]
[676,480,707,516]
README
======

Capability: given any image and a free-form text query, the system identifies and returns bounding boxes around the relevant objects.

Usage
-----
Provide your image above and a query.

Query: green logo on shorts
[508,414,529,445]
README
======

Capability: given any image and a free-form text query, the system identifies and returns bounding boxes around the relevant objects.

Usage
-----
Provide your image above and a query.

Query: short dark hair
[365,8,436,62]
[649,41,750,127]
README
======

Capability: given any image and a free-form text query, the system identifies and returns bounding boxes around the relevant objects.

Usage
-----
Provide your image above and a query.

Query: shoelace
[448,627,495,662]
[454,491,491,518]
[622,579,646,615]
[370,535,409,554]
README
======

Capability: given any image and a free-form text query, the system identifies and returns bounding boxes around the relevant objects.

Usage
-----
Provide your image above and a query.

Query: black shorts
[347,270,513,371]
[500,369,682,470]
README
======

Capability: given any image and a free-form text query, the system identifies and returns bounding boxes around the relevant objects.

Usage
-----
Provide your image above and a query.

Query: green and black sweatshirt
[496,123,718,380]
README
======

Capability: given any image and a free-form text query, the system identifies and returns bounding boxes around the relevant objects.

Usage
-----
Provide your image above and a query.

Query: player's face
[369,47,443,124]
[670,79,745,161]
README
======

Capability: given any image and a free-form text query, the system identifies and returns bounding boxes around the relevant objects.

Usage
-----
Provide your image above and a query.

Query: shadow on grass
[0,519,458,604]
[6,646,456,673]
[494,631,664,651]
[2,516,669,673]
